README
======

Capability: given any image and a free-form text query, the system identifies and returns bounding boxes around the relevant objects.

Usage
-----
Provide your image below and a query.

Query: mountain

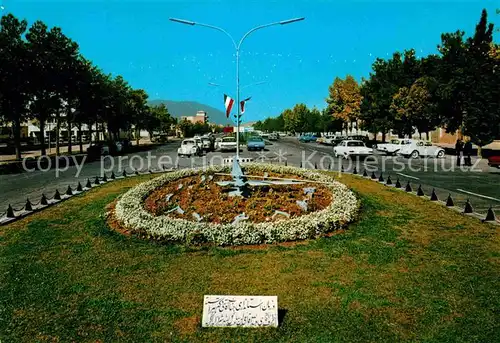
[148,100,231,125]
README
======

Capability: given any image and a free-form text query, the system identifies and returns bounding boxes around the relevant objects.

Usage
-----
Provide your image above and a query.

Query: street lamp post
[170,17,304,159]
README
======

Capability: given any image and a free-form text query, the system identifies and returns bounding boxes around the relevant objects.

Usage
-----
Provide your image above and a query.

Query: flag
[224,94,234,118]
[240,97,251,114]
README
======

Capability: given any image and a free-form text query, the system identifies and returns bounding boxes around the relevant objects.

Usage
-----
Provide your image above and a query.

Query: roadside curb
[0,166,175,226]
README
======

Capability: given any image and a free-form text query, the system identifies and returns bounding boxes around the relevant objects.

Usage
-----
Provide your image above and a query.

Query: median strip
[456,189,500,202]
[396,172,420,180]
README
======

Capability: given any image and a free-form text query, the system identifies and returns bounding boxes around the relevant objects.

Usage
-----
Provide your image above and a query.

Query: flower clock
[113,163,359,246]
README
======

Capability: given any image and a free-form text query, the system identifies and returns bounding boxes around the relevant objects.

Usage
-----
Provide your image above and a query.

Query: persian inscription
[202,295,278,327]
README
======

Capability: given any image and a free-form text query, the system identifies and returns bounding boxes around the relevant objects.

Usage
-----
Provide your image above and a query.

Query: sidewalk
[0,139,154,163]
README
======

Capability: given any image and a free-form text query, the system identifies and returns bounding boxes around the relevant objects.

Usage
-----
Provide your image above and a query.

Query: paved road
[1,137,499,216]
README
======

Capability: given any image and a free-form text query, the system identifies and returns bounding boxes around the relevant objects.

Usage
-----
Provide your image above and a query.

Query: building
[180,111,207,124]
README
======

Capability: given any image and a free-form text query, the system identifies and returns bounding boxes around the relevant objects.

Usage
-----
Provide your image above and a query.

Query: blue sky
[3,0,499,123]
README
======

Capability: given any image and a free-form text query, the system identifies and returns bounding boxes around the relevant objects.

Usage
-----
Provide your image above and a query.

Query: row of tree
[260,9,500,147]
[254,104,344,134]
[0,13,175,159]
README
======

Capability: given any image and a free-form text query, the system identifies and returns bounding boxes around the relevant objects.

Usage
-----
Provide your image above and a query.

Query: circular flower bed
[113,164,359,246]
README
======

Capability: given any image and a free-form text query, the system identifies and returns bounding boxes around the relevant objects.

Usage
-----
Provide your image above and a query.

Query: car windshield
[183,140,195,145]
[390,139,400,144]
[347,141,365,147]
[249,137,263,142]
[222,137,235,142]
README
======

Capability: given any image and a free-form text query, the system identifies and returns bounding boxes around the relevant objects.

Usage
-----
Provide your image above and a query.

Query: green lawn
[0,173,499,342]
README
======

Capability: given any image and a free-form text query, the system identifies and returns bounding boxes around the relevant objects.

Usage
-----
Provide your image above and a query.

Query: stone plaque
[202,295,278,328]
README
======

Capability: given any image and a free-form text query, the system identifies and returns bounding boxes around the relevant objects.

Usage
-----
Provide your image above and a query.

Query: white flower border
[114,164,359,246]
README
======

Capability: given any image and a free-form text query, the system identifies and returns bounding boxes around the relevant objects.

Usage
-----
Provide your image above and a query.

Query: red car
[488,155,500,168]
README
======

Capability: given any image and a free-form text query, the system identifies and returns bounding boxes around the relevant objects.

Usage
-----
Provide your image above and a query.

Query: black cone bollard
[135,170,139,175]
[123,170,127,177]
[6,204,15,218]
[446,194,454,207]
[41,194,48,206]
[395,178,402,188]
[341,165,344,173]
[430,189,438,201]
[66,185,73,196]
[353,166,357,175]
[484,206,496,222]
[378,173,384,182]
[314,162,318,169]
[386,175,392,185]
[362,169,368,177]
[464,199,474,214]
[54,189,61,200]
[405,181,412,192]
[371,171,377,179]
[111,171,116,179]
[25,199,33,211]
[95,176,100,185]
[417,185,424,196]
[285,160,288,167]
[77,182,83,192]
[86,178,92,188]
[102,173,108,182]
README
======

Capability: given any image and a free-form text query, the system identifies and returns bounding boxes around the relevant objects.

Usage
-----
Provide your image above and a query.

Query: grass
[0,173,499,342]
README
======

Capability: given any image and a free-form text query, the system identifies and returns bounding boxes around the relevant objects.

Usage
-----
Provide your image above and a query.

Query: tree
[326,75,362,134]
[0,14,30,159]
[359,57,400,141]
[359,50,421,141]
[461,9,499,146]
[284,103,309,134]
[390,77,440,139]
[390,86,414,138]
[437,9,499,147]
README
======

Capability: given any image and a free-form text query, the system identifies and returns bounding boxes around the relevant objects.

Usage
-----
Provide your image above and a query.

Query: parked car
[333,140,374,159]
[177,139,202,157]
[331,136,348,146]
[488,155,500,169]
[247,136,265,151]
[398,140,445,158]
[87,142,110,157]
[219,136,238,152]
[268,133,279,141]
[374,138,411,155]
[298,134,317,143]
[151,133,169,143]
[201,137,213,151]
[318,135,334,145]
[261,133,270,139]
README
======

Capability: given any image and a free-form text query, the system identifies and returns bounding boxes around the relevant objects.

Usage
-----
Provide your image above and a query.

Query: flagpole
[236,48,241,159]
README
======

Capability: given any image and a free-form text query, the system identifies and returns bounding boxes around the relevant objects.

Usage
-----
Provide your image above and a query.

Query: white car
[398,140,445,159]
[333,140,374,159]
[219,136,238,152]
[374,138,411,155]
[177,139,201,157]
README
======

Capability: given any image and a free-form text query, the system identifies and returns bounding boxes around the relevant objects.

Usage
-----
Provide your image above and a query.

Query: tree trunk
[107,122,113,142]
[425,131,429,141]
[13,116,22,160]
[39,119,46,156]
[382,132,386,143]
[78,123,83,154]
[67,120,72,155]
[88,122,93,145]
[55,111,61,156]
[101,123,106,141]
[135,128,140,146]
